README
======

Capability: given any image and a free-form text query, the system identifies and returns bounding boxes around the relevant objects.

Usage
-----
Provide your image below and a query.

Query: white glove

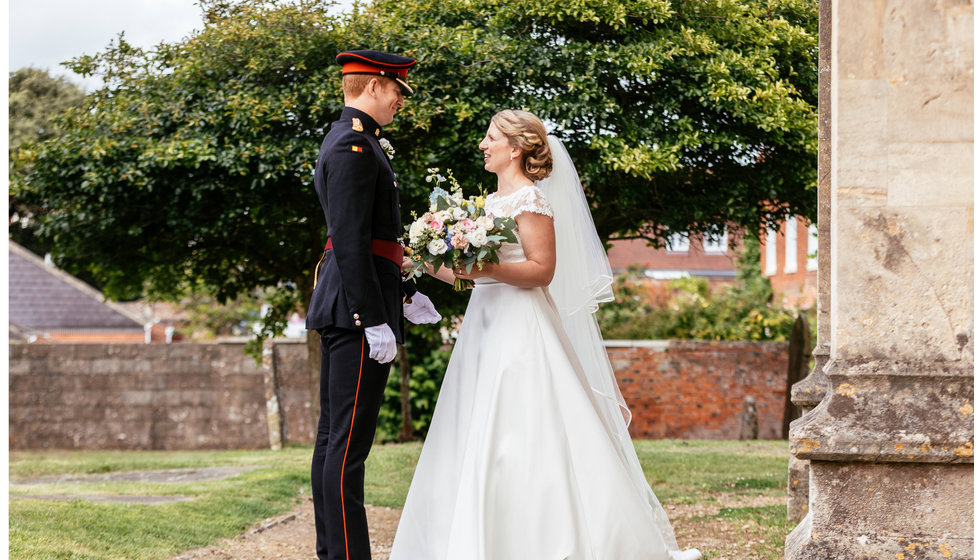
[364,324,397,363]
[403,292,442,324]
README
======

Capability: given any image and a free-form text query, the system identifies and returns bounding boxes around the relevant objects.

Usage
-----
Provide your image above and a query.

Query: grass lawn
[10,440,792,559]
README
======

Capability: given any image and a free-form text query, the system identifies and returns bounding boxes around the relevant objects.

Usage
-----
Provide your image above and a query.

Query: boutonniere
[378,138,395,160]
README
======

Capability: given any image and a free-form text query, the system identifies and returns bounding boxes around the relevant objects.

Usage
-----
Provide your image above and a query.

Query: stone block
[887,84,973,143]
[834,0,886,80]
[790,359,973,464]
[834,79,889,198]
[887,142,973,207]
[832,207,973,362]
[809,461,973,537]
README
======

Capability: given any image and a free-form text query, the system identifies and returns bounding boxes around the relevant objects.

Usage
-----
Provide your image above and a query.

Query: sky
[8,0,355,91]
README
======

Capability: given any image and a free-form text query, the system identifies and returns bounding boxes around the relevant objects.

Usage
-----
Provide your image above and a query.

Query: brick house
[759,217,818,308]
[606,228,741,286]
[9,241,149,343]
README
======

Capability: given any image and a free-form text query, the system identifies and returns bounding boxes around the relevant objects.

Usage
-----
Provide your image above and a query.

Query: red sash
[324,237,403,266]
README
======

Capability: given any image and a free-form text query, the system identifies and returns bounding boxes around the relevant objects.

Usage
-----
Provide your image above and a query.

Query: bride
[390,110,701,560]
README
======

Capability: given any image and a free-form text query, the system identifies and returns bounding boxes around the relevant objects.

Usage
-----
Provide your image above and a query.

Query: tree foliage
[362,0,818,244]
[13,0,817,331]
[8,67,86,255]
[8,67,86,154]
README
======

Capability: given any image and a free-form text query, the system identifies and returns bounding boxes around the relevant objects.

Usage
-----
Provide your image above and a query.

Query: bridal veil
[538,135,680,551]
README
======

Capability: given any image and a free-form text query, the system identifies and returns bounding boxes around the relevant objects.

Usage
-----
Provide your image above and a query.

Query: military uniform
[307,50,418,560]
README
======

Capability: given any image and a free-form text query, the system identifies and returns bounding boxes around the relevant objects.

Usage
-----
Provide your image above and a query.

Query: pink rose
[460,218,476,231]
[429,220,444,233]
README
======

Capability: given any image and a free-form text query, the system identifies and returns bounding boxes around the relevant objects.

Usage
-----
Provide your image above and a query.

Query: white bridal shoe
[670,550,703,560]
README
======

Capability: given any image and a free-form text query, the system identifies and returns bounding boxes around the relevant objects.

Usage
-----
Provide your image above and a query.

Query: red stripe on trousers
[339,335,365,560]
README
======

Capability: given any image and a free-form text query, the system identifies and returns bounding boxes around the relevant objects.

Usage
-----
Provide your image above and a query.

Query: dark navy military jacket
[305,107,415,343]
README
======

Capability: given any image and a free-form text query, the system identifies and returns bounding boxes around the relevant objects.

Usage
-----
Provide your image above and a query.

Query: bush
[597,237,806,341]
[375,324,454,443]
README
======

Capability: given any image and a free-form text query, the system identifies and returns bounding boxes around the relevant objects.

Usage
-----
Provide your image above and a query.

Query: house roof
[8,241,146,332]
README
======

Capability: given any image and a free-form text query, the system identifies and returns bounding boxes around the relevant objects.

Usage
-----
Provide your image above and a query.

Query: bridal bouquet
[404,168,518,291]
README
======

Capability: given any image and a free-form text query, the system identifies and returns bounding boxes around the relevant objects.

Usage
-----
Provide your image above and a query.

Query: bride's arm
[455,212,556,288]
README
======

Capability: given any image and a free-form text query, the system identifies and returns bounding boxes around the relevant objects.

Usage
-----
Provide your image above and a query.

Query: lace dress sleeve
[512,186,554,219]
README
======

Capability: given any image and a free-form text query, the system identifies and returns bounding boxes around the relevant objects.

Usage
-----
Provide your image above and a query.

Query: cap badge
[351,117,364,132]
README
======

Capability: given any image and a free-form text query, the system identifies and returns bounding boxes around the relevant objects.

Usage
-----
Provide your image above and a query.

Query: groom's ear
[364,77,385,98]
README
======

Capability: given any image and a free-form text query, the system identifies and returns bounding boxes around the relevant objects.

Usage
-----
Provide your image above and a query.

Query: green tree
[364,0,818,244]
[9,67,86,255]
[8,67,86,154]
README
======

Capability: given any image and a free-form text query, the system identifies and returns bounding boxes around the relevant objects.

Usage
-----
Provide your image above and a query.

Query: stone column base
[786,461,973,560]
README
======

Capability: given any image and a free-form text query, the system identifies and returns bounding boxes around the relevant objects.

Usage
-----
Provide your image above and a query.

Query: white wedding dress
[389,177,693,560]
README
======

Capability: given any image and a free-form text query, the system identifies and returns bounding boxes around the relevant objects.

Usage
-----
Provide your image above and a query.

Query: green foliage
[8,67,87,260]
[376,323,455,443]
[597,236,801,340]
[171,285,263,340]
[8,67,86,155]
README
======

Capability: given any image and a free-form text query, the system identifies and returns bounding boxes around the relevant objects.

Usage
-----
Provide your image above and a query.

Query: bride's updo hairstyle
[491,109,553,181]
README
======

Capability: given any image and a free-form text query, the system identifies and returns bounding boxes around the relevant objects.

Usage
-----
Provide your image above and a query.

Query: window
[784,216,798,274]
[807,223,818,271]
[703,229,728,254]
[764,229,777,276]
[667,233,690,253]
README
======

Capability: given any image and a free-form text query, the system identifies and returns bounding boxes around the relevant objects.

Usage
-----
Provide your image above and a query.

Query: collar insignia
[351,117,364,132]
[375,128,380,137]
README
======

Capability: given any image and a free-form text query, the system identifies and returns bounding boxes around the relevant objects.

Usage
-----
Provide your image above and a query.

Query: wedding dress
[389,138,698,560]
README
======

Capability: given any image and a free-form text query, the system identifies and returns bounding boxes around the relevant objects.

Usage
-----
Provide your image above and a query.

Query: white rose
[409,220,427,244]
[427,238,449,255]
[451,207,468,221]
[476,216,494,230]
[466,229,489,247]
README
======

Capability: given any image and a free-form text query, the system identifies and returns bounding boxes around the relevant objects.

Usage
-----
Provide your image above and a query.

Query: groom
[306,49,440,560]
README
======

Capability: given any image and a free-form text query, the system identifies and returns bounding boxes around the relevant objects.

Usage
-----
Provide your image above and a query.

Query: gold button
[353,313,360,319]
[355,320,362,326]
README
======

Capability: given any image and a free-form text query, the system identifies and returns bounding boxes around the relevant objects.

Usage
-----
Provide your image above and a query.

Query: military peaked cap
[337,50,417,96]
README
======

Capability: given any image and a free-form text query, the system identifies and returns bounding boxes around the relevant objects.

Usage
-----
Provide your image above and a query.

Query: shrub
[597,237,806,341]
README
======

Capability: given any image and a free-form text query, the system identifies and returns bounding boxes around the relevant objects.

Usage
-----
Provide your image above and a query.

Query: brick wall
[609,340,789,440]
[9,339,790,450]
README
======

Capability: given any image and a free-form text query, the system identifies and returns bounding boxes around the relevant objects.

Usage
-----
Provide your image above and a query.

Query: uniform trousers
[312,327,391,560]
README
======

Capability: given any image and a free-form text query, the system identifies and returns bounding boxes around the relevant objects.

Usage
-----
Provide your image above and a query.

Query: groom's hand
[364,324,397,363]
[403,292,441,324]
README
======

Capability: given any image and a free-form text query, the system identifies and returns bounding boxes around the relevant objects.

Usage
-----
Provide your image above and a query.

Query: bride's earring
[510,153,515,161]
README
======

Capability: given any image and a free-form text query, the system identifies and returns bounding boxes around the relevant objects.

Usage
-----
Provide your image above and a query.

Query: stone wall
[9,339,790,450]
[9,342,270,450]
[609,340,789,440]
